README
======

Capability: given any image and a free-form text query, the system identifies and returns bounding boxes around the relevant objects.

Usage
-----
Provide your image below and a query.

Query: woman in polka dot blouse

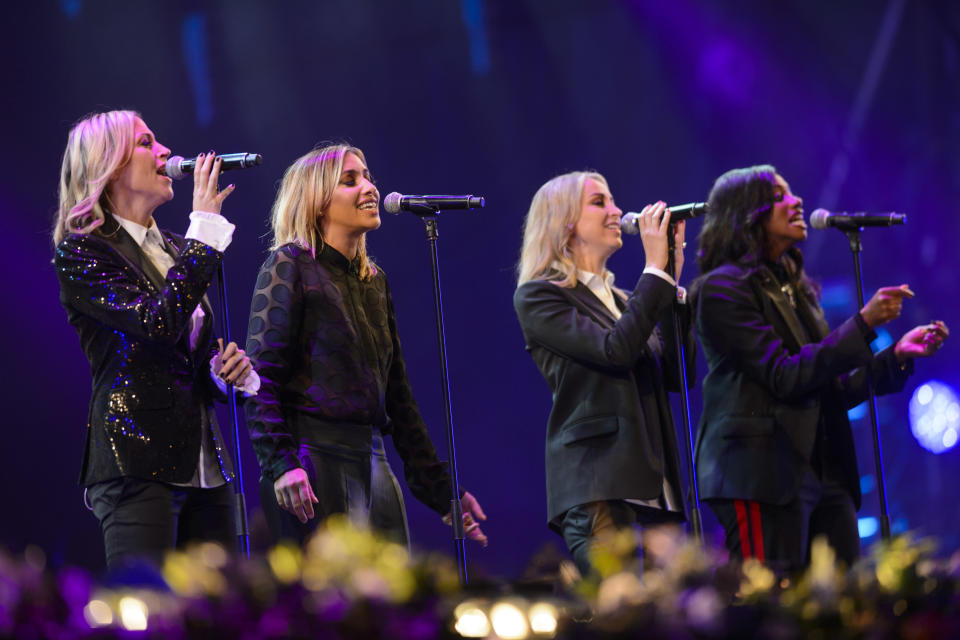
[245,144,487,548]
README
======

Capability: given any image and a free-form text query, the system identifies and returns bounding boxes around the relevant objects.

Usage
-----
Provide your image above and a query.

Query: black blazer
[55,214,233,486]
[693,261,911,508]
[514,272,694,529]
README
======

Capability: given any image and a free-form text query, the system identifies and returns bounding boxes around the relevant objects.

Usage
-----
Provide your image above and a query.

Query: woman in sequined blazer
[53,110,257,568]
[245,144,487,548]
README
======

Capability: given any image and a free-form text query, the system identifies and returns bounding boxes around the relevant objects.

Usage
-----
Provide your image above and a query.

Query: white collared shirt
[572,265,686,321]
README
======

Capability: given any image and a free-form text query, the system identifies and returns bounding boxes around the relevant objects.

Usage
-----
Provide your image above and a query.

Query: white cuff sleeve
[643,266,677,287]
[209,356,261,398]
[186,211,235,252]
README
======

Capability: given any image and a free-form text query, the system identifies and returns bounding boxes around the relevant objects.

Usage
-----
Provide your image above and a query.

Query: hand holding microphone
[620,202,688,278]
[165,151,262,214]
[189,151,236,215]
[165,152,263,179]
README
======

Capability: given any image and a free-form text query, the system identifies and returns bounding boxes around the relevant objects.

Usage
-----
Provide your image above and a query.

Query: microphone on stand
[383,192,485,214]
[620,202,707,234]
[810,208,906,230]
[164,153,263,180]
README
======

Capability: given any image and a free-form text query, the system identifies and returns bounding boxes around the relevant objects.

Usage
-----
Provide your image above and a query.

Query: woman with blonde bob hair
[245,144,487,547]
[514,169,694,577]
[54,110,257,569]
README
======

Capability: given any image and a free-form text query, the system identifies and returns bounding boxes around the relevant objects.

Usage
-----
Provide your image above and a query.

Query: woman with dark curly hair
[693,165,948,573]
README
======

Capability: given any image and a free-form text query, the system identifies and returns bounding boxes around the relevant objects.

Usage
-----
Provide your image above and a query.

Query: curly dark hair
[694,164,818,299]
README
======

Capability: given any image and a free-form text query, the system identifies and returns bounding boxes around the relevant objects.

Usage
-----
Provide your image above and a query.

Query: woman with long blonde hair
[54,110,257,569]
[514,170,693,576]
[245,144,487,547]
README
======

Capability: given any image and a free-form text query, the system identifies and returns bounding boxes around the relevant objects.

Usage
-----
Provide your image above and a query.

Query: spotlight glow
[909,381,960,454]
[118,596,148,631]
[528,601,559,636]
[490,601,530,639]
[83,600,113,627]
[453,600,491,638]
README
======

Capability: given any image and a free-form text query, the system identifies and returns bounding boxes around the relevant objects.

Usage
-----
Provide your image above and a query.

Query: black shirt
[245,243,453,514]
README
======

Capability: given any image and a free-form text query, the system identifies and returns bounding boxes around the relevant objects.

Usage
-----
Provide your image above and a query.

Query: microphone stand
[408,206,468,586]
[667,228,703,544]
[216,264,251,557]
[843,229,891,541]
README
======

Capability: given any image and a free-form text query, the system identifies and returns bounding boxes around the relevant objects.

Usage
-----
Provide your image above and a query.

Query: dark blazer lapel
[758,272,808,350]
[101,215,167,293]
[797,288,830,341]
[570,281,617,329]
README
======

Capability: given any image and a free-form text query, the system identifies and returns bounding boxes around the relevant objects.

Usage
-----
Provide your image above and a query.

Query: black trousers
[708,469,860,575]
[87,477,235,570]
[560,500,684,577]
[259,428,410,548]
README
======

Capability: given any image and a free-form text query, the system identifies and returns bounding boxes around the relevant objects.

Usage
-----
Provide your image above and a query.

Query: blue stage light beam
[181,12,214,127]
[461,0,491,76]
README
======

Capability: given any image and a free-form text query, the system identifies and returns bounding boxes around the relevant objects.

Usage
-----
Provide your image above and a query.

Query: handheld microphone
[809,208,905,230]
[620,202,707,235]
[164,153,263,180]
[383,192,485,214]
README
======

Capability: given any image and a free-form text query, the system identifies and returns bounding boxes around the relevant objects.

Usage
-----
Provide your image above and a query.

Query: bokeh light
[118,596,148,631]
[453,600,491,638]
[490,600,530,639]
[909,381,960,454]
[528,601,559,636]
[83,599,113,627]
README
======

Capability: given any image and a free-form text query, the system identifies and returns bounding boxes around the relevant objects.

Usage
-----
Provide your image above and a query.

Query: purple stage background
[1,0,958,578]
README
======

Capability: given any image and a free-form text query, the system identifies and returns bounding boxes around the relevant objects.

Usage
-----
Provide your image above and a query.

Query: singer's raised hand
[859,284,914,329]
[192,151,235,214]
[637,201,672,271]
[894,320,950,361]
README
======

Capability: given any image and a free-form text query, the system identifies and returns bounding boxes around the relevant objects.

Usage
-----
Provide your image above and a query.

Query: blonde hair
[270,144,377,280]
[516,170,607,287]
[53,110,139,246]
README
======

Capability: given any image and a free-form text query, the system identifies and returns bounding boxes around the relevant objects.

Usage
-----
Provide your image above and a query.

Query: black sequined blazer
[245,244,454,515]
[55,214,234,486]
